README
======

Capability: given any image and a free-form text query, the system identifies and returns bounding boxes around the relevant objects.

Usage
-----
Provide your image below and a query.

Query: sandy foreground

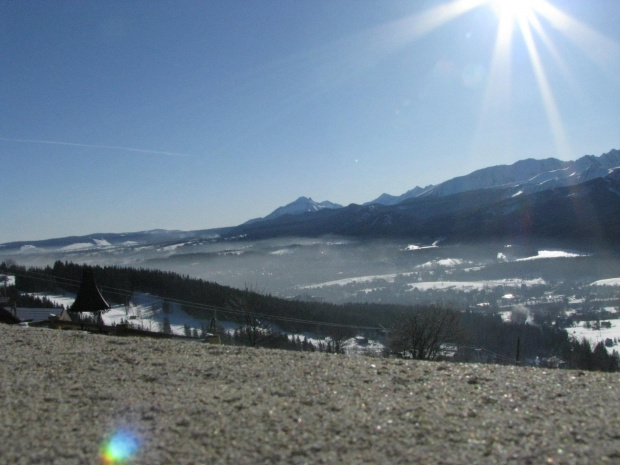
[1,325,620,464]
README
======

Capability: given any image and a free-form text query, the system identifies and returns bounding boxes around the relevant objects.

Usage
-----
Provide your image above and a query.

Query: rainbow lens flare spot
[101,430,140,464]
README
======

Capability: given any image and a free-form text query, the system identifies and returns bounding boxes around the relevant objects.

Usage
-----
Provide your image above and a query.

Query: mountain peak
[244,196,343,225]
[365,185,433,206]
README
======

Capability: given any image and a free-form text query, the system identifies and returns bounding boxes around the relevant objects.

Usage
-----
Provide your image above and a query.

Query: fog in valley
[4,236,620,307]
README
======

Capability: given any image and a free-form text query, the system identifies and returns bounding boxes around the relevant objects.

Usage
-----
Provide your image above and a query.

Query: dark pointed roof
[70,269,110,313]
[0,306,20,324]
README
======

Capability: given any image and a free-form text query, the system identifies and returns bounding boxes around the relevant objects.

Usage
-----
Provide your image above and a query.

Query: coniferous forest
[2,260,618,372]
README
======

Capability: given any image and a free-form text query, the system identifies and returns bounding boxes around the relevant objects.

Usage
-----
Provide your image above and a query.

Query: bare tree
[229,293,270,347]
[325,325,355,354]
[388,305,462,360]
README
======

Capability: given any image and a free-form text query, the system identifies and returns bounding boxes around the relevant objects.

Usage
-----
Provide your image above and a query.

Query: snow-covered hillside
[22,289,385,355]
[568,317,620,355]
[27,290,214,337]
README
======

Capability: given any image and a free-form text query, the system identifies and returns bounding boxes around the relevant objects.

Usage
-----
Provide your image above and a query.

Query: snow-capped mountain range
[1,148,618,251]
[249,149,620,214]
[244,197,342,225]
[228,164,620,247]
[366,149,620,205]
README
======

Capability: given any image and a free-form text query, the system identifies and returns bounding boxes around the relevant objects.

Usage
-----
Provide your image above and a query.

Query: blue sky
[1,0,619,243]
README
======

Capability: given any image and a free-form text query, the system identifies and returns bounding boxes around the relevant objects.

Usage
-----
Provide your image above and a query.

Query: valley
[4,235,620,362]
[3,148,620,364]
[3,235,619,304]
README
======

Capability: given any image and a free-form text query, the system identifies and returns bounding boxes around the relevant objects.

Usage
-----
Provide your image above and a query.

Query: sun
[490,0,541,22]
[358,0,617,162]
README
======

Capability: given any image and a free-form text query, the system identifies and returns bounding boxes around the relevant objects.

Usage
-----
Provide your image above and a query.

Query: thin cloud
[0,137,192,157]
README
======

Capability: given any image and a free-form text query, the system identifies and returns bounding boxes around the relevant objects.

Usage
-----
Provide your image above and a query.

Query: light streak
[519,11,573,159]
[0,137,192,158]
[472,0,619,160]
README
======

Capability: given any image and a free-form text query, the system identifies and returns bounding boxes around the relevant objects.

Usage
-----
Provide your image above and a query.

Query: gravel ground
[1,324,620,464]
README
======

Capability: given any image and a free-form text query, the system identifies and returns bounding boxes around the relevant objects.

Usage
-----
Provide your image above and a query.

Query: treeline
[3,260,618,371]
[568,338,620,372]
[170,325,348,354]
[4,286,63,309]
[5,261,404,332]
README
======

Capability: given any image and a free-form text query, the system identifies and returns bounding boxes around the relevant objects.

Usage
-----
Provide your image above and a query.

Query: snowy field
[591,278,620,287]
[301,273,546,291]
[406,278,546,292]
[300,273,404,289]
[516,250,585,261]
[20,288,383,354]
[26,290,214,337]
[27,292,76,309]
[1,274,16,286]
[568,318,620,354]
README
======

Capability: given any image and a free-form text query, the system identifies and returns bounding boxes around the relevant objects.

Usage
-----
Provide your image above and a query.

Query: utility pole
[209,309,218,334]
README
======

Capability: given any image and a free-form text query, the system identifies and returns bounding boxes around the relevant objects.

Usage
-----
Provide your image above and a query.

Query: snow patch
[516,250,583,261]
[406,278,546,292]
[1,274,16,286]
[301,273,404,289]
[26,292,76,308]
[102,291,214,337]
[160,243,187,252]
[405,244,438,251]
[60,243,94,251]
[416,258,464,269]
[569,319,620,354]
[590,278,620,287]
[270,249,294,255]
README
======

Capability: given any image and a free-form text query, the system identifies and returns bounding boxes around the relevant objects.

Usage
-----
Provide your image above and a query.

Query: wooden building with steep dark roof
[69,269,110,316]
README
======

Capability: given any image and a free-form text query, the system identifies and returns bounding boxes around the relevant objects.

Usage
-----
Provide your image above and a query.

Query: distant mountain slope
[244,196,342,225]
[368,149,620,205]
[0,228,231,252]
[226,169,620,248]
[420,169,620,245]
[364,186,431,206]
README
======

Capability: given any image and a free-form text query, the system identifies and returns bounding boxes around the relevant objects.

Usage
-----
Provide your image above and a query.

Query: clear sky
[1,0,619,243]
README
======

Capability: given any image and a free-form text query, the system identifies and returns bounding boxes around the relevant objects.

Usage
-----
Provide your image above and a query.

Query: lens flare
[100,430,140,464]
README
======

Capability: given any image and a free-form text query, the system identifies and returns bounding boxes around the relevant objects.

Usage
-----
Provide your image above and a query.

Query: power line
[6,268,385,332]
[6,267,523,363]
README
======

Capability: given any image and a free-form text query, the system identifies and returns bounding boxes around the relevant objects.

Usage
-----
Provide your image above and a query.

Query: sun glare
[368,0,618,161]
[477,0,585,159]
[490,0,541,22]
